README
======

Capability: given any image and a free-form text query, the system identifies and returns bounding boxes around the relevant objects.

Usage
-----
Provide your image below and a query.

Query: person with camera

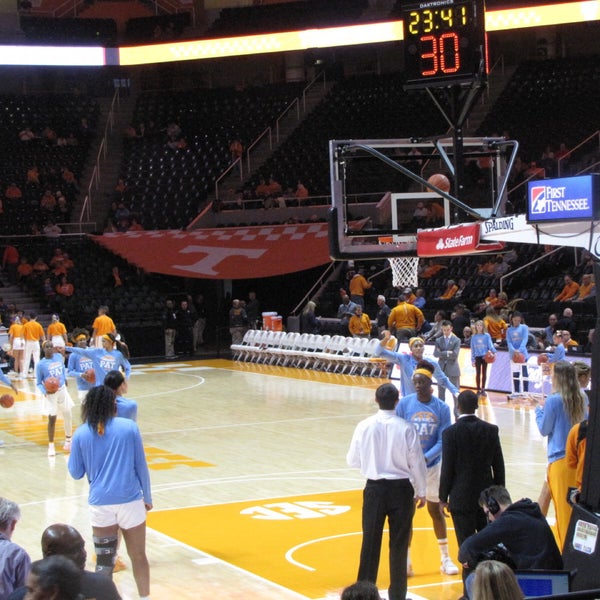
[458,485,562,597]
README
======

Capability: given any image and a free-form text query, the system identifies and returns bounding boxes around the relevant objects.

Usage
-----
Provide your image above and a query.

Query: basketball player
[36,341,74,456]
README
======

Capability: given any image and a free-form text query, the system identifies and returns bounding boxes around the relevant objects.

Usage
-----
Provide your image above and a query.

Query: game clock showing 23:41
[402,0,486,88]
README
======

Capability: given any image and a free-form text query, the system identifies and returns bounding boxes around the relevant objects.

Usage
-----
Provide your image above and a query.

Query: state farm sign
[417,223,504,257]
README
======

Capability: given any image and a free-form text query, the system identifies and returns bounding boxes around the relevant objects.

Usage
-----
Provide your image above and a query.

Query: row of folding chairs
[230,330,389,377]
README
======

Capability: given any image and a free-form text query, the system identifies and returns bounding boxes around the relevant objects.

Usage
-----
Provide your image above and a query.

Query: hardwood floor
[0,358,550,600]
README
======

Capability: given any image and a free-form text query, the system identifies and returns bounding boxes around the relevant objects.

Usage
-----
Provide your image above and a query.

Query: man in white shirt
[347,383,427,600]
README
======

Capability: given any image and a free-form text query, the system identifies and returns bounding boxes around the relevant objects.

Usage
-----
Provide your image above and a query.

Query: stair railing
[557,130,600,177]
[79,88,119,224]
[290,261,341,316]
[302,70,327,113]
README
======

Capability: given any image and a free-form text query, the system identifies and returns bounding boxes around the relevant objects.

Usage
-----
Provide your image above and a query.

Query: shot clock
[403,0,486,88]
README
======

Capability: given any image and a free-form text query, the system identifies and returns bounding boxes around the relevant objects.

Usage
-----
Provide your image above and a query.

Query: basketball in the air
[537,353,549,365]
[0,394,14,408]
[44,377,60,394]
[82,369,96,384]
[427,173,451,193]
[512,351,526,364]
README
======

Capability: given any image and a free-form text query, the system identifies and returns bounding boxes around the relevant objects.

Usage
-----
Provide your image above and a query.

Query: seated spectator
[229,138,243,161]
[338,294,358,335]
[41,125,57,144]
[266,176,282,197]
[40,189,57,212]
[295,180,309,202]
[114,201,130,223]
[348,305,372,338]
[561,330,579,349]
[477,257,497,277]
[255,178,270,198]
[43,221,62,238]
[572,272,595,302]
[424,310,446,342]
[16,257,33,288]
[411,288,426,309]
[26,165,40,185]
[531,331,547,351]
[471,560,524,600]
[8,523,121,600]
[462,326,473,347]
[21,555,82,600]
[453,278,468,299]
[452,303,471,340]
[300,301,320,334]
[419,258,447,279]
[436,279,459,301]
[556,307,577,336]
[375,295,390,336]
[5,182,22,200]
[114,178,127,196]
[18,126,37,141]
[554,274,579,302]
[128,216,144,231]
[32,257,50,280]
[61,166,77,187]
[0,496,31,598]
[55,275,74,299]
[544,313,558,342]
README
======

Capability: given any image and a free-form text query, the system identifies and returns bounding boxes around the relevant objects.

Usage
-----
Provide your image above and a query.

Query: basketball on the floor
[44,377,60,394]
[484,350,496,363]
[82,369,96,383]
[512,351,526,363]
[0,394,14,408]
[427,173,451,193]
[537,353,549,365]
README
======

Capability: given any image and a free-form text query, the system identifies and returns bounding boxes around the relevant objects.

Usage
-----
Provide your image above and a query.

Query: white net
[388,256,420,288]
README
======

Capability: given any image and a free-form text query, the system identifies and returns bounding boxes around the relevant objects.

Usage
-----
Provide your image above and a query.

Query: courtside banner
[417,222,505,256]
[92,223,330,279]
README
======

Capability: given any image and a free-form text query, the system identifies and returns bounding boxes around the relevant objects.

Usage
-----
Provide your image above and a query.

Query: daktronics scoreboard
[527,174,600,223]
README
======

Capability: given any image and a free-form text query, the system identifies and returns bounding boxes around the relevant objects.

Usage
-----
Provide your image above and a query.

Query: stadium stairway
[70,86,139,234]
[210,75,334,206]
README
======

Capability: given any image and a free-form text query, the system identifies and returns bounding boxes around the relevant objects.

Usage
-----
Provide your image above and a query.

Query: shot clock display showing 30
[403,0,486,88]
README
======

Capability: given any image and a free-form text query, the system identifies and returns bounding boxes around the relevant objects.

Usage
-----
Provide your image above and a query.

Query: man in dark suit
[433,320,462,415]
[438,390,505,592]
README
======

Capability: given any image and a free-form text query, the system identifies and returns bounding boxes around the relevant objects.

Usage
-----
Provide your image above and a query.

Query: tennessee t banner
[92,223,331,279]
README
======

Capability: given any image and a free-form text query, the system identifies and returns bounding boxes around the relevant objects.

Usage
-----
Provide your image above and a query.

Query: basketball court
[0,358,550,599]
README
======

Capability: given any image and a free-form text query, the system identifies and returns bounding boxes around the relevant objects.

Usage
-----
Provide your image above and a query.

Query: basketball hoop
[379,236,420,288]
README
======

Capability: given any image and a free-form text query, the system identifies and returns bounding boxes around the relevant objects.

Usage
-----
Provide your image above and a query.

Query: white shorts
[42,385,74,417]
[12,338,24,351]
[89,498,147,529]
[426,462,441,503]
[51,335,66,348]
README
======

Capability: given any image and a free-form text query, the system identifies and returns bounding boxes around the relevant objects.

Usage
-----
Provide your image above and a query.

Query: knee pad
[93,535,118,574]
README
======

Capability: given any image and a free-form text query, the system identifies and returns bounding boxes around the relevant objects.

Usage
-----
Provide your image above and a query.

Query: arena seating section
[119,83,303,229]
[0,94,99,235]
